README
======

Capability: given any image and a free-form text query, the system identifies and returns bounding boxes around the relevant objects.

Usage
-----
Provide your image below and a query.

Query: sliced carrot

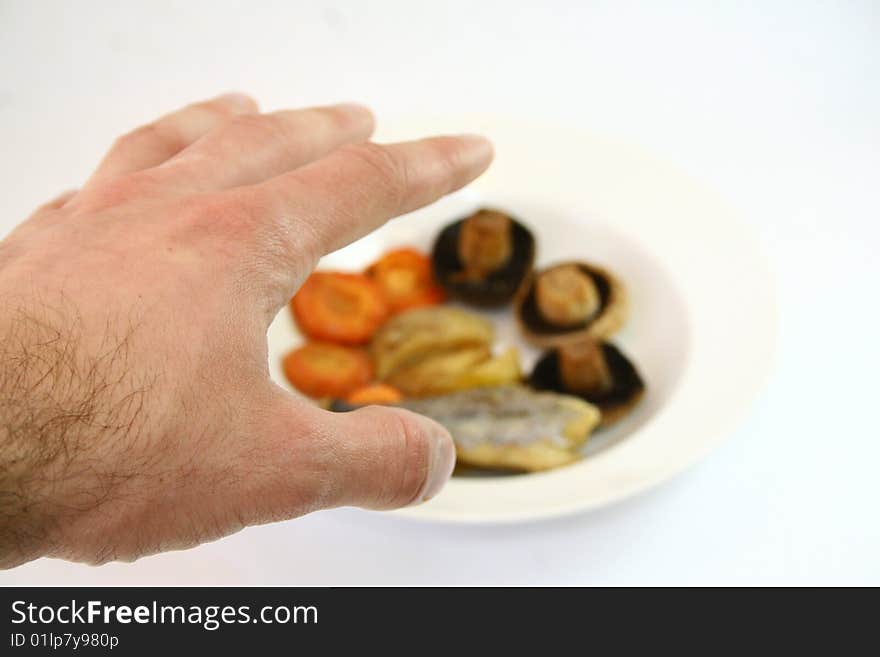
[366,247,446,314]
[344,383,404,405]
[283,342,373,399]
[291,272,389,345]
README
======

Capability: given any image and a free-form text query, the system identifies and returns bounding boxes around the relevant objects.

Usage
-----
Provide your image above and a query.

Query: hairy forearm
[0,302,148,567]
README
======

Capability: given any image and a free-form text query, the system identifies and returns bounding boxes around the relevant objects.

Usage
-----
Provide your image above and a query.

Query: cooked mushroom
[432,208,535,307]
[534,264,601,327]
[515,261,627,348]
[457,209,513,278]
[529,339,645,426]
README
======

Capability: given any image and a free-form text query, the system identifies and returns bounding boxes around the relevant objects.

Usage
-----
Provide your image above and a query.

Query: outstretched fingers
[159,103,376,192]
[87,93,258,184]
[231,135,493,288]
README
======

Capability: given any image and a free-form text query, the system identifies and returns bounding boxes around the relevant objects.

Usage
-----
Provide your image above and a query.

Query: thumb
[251,396,457,514]
[320,405,457,509]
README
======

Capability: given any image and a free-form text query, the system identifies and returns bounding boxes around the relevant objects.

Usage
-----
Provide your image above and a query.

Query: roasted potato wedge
[445,347,522,392]
[386,345,491,396]
[371,307,493,379]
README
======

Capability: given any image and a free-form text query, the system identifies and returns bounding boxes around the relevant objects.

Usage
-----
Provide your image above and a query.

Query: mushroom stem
[559,339,613,395]
[457,209,513,277]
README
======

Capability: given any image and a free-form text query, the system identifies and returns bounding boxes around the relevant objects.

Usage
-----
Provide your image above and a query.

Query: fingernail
[419,424,457,503]
[218,92,257,110]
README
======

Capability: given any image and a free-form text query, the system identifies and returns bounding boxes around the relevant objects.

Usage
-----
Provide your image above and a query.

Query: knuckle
[109,134,130,153]
[339,142,407,208]
[178,191,305,287]
[76,171,158,212]
[318,104,366,132]
[264,210,319,273]
[428,139,465,189]
[382,408,432,507]
[342,141,400,180]
[228,113,289,144]
[110,128,143,152]
[195,97,245,119]
[117,122,187,156]
[183,193,255,232]
[183,188,315,298]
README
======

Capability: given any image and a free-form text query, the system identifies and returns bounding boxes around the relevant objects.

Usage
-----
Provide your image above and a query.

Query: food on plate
[534,264,600,326]
[283,342,373,399]
[432,208,535,307]
[402,385,601,472]
[370,306,494,380]
[281,209,647,476]
[291,271,389,345]
[457,209,513,278]
[344,383,404,405]
[528,338,644,426]
[365,247,445,314]
[515,260,627,348]
[386,345,522,397]
[385,345,490,396]
[370,305,522,396]
[442,347,521,392]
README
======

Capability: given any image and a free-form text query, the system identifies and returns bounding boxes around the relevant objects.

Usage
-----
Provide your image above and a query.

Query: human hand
[0,94,492,567]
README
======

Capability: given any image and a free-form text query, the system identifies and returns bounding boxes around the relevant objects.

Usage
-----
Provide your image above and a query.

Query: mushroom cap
[534,263,602,327]
[515,260,627,348]
[432,212,536,307]
[528,341,645,426]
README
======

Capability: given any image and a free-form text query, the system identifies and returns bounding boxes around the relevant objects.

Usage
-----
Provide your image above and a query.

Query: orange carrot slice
[366,247,445,314]
[291,272,389,345]
[344,383,404,405]
[283,342,373,399]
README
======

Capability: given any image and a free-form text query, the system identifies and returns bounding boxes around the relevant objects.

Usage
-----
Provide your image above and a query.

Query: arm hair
[0,301,149,568]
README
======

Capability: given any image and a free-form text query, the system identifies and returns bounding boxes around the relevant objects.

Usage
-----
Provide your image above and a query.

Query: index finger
[251,135,493,259]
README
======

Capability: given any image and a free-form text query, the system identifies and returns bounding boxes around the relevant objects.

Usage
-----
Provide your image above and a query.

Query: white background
[1,0,878,585]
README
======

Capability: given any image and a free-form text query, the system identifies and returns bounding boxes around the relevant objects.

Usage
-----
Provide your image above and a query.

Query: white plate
[267,116,776,524]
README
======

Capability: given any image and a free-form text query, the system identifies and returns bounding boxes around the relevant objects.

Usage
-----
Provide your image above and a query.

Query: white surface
[268,121,775,523]
[0,1,877,584]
